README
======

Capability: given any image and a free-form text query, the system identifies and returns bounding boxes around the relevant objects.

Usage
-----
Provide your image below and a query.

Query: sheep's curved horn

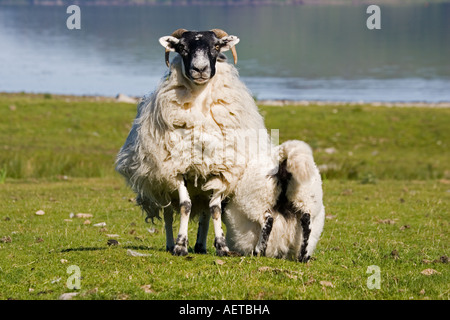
[165,28,188,67]
[171,28,188,38]
[210,28,228,39]
[210,28,238,65]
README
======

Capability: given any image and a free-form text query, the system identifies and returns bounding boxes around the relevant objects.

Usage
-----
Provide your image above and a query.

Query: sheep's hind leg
[163,206,175,252]
[254,211,273,257]
[194,211,210,254]
[298,212,311,263]
[210,195,229,257]
[173,177,191,256]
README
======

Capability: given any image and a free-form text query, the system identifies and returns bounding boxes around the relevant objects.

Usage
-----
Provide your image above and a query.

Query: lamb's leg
[298,212,312,263]
[194,211,210,254]
[302,207,325,261]
[173,176,191,256]
[163,206,175,252]
[210,194,229,257]
[254,211,274,256]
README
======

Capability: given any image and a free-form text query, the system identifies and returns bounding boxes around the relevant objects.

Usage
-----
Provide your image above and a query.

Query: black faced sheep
[116,29,270,256]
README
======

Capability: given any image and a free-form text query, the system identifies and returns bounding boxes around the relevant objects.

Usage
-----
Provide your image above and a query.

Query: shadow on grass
[60,245,159,253]
[60,245,242,258]
[61,247,107,252]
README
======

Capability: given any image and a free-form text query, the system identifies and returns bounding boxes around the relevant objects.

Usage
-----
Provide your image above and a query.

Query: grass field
[0,92,448,300]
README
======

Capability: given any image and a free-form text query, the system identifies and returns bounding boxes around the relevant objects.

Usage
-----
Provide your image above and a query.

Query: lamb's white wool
[280,140,316,183]
[223,140,325,261]
[116,54,270,254]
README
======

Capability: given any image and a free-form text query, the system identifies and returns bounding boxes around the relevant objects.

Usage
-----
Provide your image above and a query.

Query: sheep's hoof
[173,234,189,256]
[216,247,229,257]
[173,244,189,256]
[214,236,229,257]
[194,243,207,254]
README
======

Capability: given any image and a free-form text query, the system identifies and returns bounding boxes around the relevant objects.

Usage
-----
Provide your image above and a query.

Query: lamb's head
[159,29,240,85]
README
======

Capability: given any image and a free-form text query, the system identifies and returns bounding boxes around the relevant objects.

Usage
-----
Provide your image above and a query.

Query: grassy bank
[1,92,449,181]
[1,177,448,300]
[0,92,448,300]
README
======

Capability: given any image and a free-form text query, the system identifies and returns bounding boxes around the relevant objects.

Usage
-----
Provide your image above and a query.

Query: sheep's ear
[219,35,240,52]
[159,36,179,52]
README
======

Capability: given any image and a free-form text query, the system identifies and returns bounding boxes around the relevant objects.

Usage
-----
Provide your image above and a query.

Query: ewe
[116,29,269,256]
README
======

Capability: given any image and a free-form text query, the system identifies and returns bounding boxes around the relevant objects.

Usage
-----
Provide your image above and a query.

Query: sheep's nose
[192,65,208,73]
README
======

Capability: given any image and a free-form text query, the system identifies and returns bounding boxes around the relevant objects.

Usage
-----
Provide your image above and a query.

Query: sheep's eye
[214,45,220,51]
[178,45,188,56]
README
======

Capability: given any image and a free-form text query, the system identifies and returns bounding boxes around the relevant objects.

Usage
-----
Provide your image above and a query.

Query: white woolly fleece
[115,55,268,218]
[223,140,325,261]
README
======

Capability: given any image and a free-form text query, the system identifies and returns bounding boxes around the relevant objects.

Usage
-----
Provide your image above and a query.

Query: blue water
[1,4,449,102]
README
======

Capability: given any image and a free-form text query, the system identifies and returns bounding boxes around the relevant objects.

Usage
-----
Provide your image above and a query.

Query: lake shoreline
[2,91,449,108]
[1,0,447,7]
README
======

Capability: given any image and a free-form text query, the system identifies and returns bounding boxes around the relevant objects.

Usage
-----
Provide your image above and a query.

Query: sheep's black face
[160,30,239,85]
[177,31,220,85]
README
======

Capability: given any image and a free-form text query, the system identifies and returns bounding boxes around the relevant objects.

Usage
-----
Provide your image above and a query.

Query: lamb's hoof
[253,249,262,257]
[194,243,207,254]
[298,255,311,263]
[253,245,266,257]
[166,245,174,253]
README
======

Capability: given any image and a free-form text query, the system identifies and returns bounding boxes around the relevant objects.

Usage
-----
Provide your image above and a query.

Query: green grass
[0,92,449,300]
[261,104,449,180]
[0,92,127,179]
[0,178,448,300]
[1,92,448,181]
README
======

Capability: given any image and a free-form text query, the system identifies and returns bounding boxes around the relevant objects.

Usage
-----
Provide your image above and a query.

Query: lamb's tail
[277,140,317,184]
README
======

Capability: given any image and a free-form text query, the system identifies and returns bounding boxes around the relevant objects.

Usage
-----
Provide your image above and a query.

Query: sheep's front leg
[173,176,191,256]
[254,211,274,257]
[210,195,229,257]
